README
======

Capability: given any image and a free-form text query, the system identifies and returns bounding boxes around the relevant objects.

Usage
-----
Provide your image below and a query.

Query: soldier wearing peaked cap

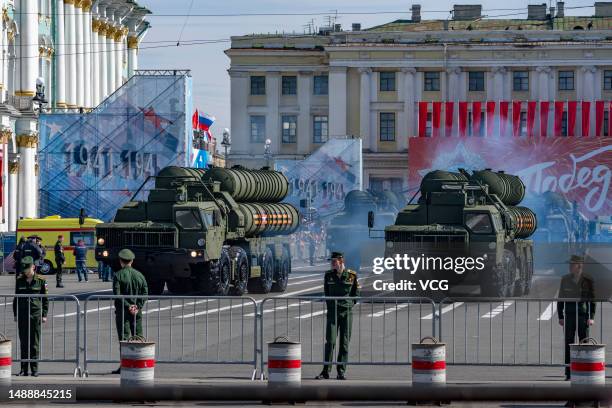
[316,251,360,381]
[557,255,596,381]
[13,256,48,377]
[111,249,148,374]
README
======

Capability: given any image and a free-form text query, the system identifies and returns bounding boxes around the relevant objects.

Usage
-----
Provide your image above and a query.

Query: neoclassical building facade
[0,0,150,232]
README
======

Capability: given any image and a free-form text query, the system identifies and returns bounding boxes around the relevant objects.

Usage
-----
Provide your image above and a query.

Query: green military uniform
[557,271,595,378]
[322,259,360,377]
[113,249,148,341]
[13,257,48,375]
[54,239,65,288]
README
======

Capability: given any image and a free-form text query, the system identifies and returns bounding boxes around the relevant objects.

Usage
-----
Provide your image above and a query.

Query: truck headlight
[197,238,205,247]
[102,250,109,257]
[98,238,105,246]
[190,251,197,258]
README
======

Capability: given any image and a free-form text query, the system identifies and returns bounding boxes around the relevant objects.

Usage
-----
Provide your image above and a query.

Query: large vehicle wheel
[229,246,249,296]
[146,277,165,295]
[272,247,290,293]
[40,260,55,275]
[202,249,231,296]
[481,266,506,298]
[248,247,274,294]
[167,278,192,295]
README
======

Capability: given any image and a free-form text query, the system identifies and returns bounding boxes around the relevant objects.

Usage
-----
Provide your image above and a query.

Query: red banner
[418,101,428,137]
[458,102,468,137]
[499,101,509,137]
[568,101,577,137]
[512,101,522,137]
[527,101,536,138]
[582,101,591,137]
[432,102,442,137]
[554,101,564,136]
[444,102,454,137]
[540,101,550,137]
[408,137,612,218]
[486,101,495,137]
[595,101,604,136]
[472,101,482,137]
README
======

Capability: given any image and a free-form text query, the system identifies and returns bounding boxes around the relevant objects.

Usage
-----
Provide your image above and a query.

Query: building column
[16,0,38,97]
[228,70,248,156]
[107,26,116,93]
[98,22,108,99]
[74,1,84,107]
[91,18,100,105]
[127,34,138,77]
[82,0,92,108]
[358,68,371,148]
[400,68,416,149]
[8,158,18,231]
[55,0,66,107]
[297,71,312,155]
[114,27,124,87]
[580,66,596,101]
[0,128,10,232]
[64,0,76,107]
[446,67,461,101]
[491,67,507,101]
[1,14,8,100]
[329,66,347,138]
[16,128,37,219]
[536,66,551,101]
[266,72,280,152]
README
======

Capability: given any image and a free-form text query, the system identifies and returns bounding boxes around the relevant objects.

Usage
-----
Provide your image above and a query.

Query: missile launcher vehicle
[95,166,300,295]
[373,169,537,298]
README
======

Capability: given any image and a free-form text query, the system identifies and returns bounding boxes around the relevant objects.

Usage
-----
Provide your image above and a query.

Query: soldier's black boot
[315,371,329,380]
[111,366,121,374]
[336,373,346,380]
[18,363,28,376]
[565,367,571,381]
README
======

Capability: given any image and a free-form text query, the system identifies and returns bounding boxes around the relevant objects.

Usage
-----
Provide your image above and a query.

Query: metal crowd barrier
[437,297,611,367]
[82,295,258,379]
[259,296,436,377]
[1,294,81,376]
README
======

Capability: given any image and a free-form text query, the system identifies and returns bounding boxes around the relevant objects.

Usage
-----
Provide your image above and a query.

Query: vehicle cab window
[175,209,203,230]
[200,211,214,228]
[465,212,494,234]
[70,231,95,246]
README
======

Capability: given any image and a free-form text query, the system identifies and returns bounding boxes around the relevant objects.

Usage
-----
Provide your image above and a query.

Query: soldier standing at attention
[13,256,48,377]
[13,237,26,281]
[21,236,43,274]
[54,235,65,288]
[557,255,596,381]
[112,249,148,374]
[316,251,360,380]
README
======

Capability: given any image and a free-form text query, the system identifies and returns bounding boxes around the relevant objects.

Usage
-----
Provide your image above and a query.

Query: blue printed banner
[38,73,193,221]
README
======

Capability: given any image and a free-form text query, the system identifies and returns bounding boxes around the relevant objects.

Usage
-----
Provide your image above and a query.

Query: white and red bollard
[570,338,605,385]
[267,337,301,384]
[0,334,11,384]
[412,337,446,385]
[120,337,155,386]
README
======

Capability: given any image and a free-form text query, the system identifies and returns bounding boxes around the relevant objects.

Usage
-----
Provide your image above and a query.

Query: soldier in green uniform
[557,255,596,380]
[54,235,65,288]
[13,256,48,377]
[316,251,360,380]
[111,249,148,374]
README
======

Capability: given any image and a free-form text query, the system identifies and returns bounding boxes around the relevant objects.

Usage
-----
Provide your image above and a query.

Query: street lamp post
[221,128,231,167]
[263,138,272,168]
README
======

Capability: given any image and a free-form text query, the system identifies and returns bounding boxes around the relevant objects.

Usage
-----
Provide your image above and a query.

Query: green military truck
[373,169,537,298]
[95,166,300,295]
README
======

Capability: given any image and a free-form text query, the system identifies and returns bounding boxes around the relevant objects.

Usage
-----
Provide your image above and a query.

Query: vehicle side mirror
[368,211,375,229]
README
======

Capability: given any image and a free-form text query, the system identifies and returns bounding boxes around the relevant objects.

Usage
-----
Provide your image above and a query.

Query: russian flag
[198,113,215,131]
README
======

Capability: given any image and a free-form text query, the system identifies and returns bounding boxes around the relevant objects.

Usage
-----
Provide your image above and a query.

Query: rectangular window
[250,115,266,143]
[513,71,529,91]
[282,76,297,95]
[379,112,396,141]
[250,76,266,95]
[520,111,527,136]
[558,71,575,91]
[468,112,486,136]
[468,71,485,92]
[604,70,612,91]
[561,111,568,136]
[425,112,432,137]
[369,177,403,193]
[313,115,328,143]
[379,72,396,92]
[424,72,440,92]
[313,75,328,95]
[281,115,297,143]
[604,111,609,136]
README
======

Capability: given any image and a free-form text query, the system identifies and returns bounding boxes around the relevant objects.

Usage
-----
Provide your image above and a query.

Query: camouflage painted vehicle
[374,169,537,298]
[95,166,300,295]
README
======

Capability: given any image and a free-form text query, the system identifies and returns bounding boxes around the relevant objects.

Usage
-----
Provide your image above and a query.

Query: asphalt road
[0,261,610,384]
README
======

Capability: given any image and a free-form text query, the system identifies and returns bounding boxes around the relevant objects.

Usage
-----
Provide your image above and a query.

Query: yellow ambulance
[16,216,103,274]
